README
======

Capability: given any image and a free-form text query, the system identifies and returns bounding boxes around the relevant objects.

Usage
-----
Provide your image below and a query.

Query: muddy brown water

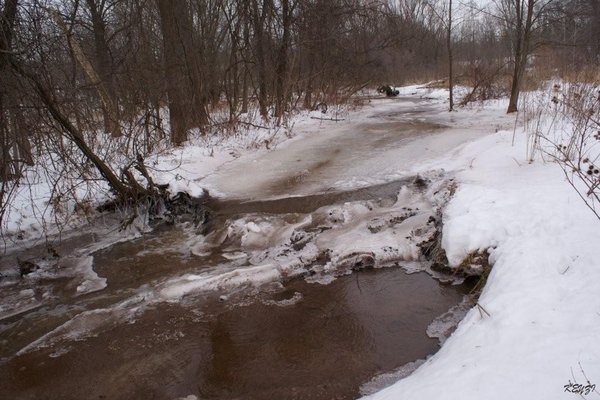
[207,176,416,217]
[0,177,468,400]
[0,96,465,399]
[1,267,468,400]
[0,177,469,400]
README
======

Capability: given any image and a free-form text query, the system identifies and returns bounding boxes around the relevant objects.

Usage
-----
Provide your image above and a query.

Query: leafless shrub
[527,81,600,219]
[460,61,510,106]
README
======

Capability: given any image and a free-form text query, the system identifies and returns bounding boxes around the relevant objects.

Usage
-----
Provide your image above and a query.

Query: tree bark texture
[447,0,454,112]
[507,0,535,113]
[49,8,122,137]
[85,0,120,137]
[157,0,209,146]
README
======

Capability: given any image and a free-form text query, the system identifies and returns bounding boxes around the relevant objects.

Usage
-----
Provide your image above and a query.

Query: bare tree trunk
[241,1,251,114]
[275,0,292,122]
[447,0,454,111]
[228,40,239,120]
[0,0,18,78]
[48,8,122,137]
[251,0,270,120]
[591,0,600,56]
[303,82,313,110]
[241,69,249,114]
[507,0,535,114]
[0,97,11,182]
[222,2,241,121]
[157,0,208,146]
[85,0,120,137]
[157,0,189,146]
[0,0,21,181]
[507,0,523,114]
[10,100,33,166]
[12,61,129,198]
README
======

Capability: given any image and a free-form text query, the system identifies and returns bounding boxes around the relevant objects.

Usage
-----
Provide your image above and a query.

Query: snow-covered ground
[364,90,600,399]
[4,83,600,399]
[189,88,512,199]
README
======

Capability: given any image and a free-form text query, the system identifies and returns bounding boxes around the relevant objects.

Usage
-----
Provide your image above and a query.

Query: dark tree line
[0,0,448,206]
[0,0,598,230]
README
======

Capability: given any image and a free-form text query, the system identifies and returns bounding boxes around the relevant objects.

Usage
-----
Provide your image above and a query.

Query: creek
[0,95,505,399]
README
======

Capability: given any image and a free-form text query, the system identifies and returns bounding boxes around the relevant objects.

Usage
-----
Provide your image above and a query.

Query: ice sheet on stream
[11,177,457,357]
[2,86,501,360]
[15,293,148,356]
[0,220,151,322]
[157,178,449,301]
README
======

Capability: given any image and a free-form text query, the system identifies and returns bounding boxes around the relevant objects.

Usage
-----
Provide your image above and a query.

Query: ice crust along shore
[363,88,600,400]
[3,84,599,399]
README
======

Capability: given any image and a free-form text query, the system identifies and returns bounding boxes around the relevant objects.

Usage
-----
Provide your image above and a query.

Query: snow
[364,97,600,399]
[5,83,600,399]
[0,105,321,242]
[157,264,284,300]
[194,87,515,201]
[313,187,435,266]
[0,85,498,243]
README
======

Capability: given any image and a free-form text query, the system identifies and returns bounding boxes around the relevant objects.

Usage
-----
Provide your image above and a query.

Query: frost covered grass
[365,88,600,400]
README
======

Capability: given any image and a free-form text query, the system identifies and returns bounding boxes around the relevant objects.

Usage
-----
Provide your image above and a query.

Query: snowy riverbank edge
[364,96,600,399]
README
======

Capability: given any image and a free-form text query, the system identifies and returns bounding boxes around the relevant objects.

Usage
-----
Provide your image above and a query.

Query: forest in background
[0,0,599,235]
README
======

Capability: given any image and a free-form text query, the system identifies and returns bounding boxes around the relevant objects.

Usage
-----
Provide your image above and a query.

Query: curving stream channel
[0,94,508,399]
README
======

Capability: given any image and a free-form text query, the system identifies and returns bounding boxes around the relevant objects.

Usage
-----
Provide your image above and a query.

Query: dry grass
[527,49,600,86]
[457,250,492,295]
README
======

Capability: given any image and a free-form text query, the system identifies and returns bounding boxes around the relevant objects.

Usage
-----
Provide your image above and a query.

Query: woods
[2,2,600,398]
[0,0,599,233]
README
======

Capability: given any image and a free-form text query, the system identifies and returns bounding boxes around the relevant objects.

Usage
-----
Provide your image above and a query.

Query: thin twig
[476,302,491,318]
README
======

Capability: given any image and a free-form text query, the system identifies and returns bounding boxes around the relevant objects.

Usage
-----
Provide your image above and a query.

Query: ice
[246,221,261,233]
[10,84,599,400]
[0,290,42,321]
[222,251,248,260]
[73,256,107,295]
[200,94,488,199]
[359,359,426,396]
[363,91,600,400]
[75,278,107,294]
[157,264,284,301]
[426,296,474,345]
[16,294,147,356]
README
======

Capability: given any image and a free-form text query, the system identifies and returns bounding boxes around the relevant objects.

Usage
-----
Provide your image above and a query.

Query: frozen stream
[0,94,511,399]
[202,95,507,199]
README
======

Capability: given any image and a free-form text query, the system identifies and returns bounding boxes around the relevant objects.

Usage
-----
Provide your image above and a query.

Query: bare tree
[499,0,555,113]
[504,0,536,113]
[1,0,30,184]
[274,0,296,121]
[84,0,121,137]
[423,0,456,109]
[250,0,272,120]
[157,0,208,145]
[447,0,454,111]
[0,0,20,227]
[5,0,592,234]
[48,8,122,138]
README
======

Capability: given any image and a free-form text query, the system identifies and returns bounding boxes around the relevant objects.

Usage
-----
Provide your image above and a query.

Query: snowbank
[365,125,600,398]
[8,83,600,399]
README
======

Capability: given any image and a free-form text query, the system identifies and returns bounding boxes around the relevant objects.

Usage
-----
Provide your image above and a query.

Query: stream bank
[0,173,476,400]
[1,89,515,399]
